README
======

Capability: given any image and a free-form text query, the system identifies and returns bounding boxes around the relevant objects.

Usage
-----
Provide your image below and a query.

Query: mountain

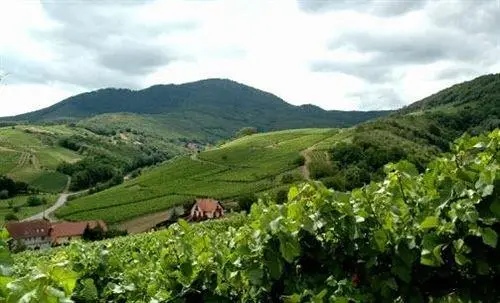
[55,74,500,227]
[1,79,390,140]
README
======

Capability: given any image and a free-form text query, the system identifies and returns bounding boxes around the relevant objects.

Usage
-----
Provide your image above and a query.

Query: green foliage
[5,129,498,302]
[26,196,46,207]
[275,189,288,204]
[30,171,68,193]
[238,194,257,212]
[4,213,18,221]
[235,127,258,138]
[56,129,334,223]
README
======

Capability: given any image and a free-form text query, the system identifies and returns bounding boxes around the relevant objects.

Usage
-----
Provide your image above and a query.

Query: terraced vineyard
[0,126,82,192]
[56,128,342,224]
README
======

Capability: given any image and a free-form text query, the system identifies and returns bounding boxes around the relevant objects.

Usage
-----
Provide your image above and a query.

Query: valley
[0,74,498,302]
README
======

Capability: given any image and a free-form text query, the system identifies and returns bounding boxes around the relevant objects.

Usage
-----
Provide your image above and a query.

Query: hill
[10,129,500,302]
[55,128,339,226]
[0,124,185,193]
[54,74,500,227]
[1,79,390,141]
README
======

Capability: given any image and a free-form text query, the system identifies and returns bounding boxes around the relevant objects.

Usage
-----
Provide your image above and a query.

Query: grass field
[0,194,58,225]
[0,126,82,192]
[56,128,340,224]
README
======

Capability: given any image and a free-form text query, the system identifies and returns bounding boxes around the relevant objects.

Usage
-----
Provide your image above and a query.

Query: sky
[0,0,499,117]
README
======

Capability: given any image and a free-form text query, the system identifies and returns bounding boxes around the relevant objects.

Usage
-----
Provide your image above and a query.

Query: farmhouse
[5,219,108,249]
[5,219,52,250]
[189,198,224,221]
[51,220,107,246]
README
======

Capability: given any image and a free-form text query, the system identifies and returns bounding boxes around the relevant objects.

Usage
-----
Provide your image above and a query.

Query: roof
[50,220,107,239]
[6,219,51,239]
[193,199,222,212]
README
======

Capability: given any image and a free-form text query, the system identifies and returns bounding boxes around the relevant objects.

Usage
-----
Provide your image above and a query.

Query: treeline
[0,176,29,199]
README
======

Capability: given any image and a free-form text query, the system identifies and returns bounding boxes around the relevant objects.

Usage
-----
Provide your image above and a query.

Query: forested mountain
[1,79,389,140]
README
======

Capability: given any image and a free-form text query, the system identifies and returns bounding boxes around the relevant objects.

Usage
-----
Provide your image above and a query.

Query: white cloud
[0,0,499,116]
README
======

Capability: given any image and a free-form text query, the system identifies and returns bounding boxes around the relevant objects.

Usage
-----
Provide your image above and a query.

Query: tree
[4,213,18,221]
[235,127,258,138]
[275,189,288,204]
[0,190,8,200]
[238,194,257,213]
[27,196,45,207]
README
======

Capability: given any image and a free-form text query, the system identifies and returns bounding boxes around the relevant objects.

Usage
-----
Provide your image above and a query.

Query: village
[5,198,225,251]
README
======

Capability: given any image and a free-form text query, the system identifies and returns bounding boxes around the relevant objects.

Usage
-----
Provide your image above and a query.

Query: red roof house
[189,199,224,221]
[5,219,52,249]
[51,220,107,245]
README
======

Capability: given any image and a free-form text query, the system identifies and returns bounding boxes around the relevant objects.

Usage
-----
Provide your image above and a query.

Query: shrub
[235,127,258,138]
[238,194,257,213]
[27,196,45,207]
[275,189,288,204]
[0,190,8,200]
[293,155,306,166]
[4,213,18,221]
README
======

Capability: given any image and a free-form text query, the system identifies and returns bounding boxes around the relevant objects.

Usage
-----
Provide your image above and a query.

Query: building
[5,219,108,249]
[51,220,107,246]
[5,219,52,250]
[189,198,224,221]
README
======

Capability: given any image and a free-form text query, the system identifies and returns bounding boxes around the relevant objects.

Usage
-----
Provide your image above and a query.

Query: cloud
[297,0,427,16]
[0,0,499,116]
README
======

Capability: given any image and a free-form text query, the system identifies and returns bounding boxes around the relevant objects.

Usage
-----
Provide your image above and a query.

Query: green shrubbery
[2,129,497,302]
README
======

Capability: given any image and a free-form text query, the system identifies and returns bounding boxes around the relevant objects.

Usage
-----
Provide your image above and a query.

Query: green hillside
[1,79,390,141]
[54,74,500,225]
[55,128,340,224]
[0,125,81,192]
[10,130,500,302]
[0,124,185,193]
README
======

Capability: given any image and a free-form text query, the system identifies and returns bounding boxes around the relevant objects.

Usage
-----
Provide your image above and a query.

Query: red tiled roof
[6,219,51,239]
[50,220,107,239]
[194,199,222,212]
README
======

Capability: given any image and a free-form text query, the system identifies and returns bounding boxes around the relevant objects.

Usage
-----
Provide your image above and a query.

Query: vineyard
[56,129,340,223]
[0,126,82,192]
[0,129,497,302]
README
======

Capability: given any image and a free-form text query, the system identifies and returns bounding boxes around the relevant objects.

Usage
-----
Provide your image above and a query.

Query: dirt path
[118,206,185,234]
[21,177,86,222]
[300,148,313,180]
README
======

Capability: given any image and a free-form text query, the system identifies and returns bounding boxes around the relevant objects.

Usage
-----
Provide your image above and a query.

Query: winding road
[21,177,85,222]
[22,193,71,222]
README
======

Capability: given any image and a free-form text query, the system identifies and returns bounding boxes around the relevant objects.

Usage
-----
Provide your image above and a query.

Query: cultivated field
[0,126,82,192]
[56,128,341,223]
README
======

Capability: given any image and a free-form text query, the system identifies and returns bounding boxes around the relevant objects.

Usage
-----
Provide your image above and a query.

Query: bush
[275,189,288,204]
[308,161,335,179]
[27,196,45,207]
[293,155,306,166]
[235,127,258,138]
[321,175,347,191]
[280,173,300,184]
[0,190,8,200]
[13,206,20,213]
[4,213,18,221]
[238,194,257,213]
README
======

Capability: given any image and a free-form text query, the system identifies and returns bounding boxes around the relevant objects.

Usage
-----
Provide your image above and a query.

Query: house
[189,198,224,221]
[5,219,52,250]
[51,220,107,246]
[5,219,108,249]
